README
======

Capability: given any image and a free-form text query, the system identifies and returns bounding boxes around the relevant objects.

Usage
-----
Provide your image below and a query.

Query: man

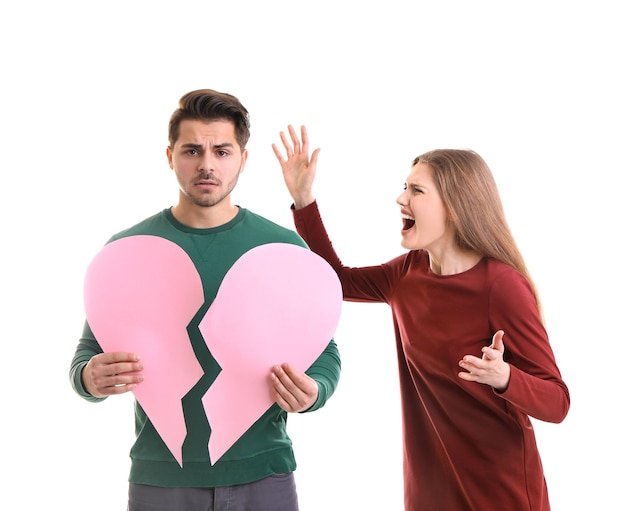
[70,90,341,511]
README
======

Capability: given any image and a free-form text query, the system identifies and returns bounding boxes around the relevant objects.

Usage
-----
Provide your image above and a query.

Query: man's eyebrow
[213,142,234,150]
[180,142,234,150]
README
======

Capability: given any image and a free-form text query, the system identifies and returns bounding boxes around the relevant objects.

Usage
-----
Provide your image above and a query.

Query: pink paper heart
[83,235,205,467]
[84,236,342,467]
[198,243,342,464]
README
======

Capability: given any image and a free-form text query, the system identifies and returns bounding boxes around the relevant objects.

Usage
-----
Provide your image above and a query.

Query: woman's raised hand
[272,125,319,209]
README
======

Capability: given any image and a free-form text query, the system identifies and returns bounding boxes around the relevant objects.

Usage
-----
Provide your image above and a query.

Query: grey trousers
[127,473,299,511]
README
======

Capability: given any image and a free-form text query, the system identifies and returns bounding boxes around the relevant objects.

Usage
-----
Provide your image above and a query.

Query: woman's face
[396,162,451,252]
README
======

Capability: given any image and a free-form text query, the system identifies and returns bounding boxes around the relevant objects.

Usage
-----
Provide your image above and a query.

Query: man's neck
[171,202,239,229]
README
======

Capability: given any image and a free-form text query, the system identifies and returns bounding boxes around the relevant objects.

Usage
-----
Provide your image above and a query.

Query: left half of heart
[83,235,205,467]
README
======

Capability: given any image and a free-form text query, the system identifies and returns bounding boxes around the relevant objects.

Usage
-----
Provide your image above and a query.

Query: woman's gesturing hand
[272,125,319,209]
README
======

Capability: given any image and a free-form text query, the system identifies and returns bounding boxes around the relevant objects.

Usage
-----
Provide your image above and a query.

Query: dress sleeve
[488,270,570,423]
[292,201,400,304]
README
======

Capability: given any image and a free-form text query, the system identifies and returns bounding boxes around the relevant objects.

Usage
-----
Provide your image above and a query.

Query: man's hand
[270,362,319,412]
[82,352,144,398]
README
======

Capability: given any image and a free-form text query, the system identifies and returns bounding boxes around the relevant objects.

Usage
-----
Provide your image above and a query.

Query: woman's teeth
[401,214,415,230]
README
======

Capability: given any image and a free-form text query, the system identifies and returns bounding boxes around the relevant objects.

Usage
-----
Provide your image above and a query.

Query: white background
[1,1,624,509]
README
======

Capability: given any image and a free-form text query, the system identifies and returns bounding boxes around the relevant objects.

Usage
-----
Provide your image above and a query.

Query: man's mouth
[196,179,218,187]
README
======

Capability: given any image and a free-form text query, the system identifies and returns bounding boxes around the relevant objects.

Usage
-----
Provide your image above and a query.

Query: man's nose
[198,153,215,173]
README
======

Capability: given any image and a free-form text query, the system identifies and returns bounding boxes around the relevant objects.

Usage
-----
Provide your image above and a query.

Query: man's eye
[186,149,199,156]
[217,150,228,157]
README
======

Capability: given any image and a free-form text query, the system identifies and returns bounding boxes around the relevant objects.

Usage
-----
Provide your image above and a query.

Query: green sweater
[69,207,341,487]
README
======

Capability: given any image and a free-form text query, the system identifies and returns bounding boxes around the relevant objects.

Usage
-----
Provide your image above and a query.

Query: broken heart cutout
[83,235,342,466]
[198,242,343,464]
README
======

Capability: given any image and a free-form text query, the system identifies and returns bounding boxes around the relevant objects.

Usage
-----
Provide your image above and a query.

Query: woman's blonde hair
[415,149,542,318]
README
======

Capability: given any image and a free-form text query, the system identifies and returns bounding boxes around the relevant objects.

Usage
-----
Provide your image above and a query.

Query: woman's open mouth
[401,214,415,231]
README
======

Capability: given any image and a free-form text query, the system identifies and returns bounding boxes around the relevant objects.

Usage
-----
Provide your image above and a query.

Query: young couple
[71,88,569,511]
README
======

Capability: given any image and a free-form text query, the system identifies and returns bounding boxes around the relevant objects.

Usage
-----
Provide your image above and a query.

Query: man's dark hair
[168,89,251,150]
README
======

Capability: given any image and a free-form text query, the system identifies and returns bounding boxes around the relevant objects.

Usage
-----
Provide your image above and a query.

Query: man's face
[167,119,248,209]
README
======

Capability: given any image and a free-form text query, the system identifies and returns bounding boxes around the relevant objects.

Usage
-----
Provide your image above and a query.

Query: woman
[272,126,570,511]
